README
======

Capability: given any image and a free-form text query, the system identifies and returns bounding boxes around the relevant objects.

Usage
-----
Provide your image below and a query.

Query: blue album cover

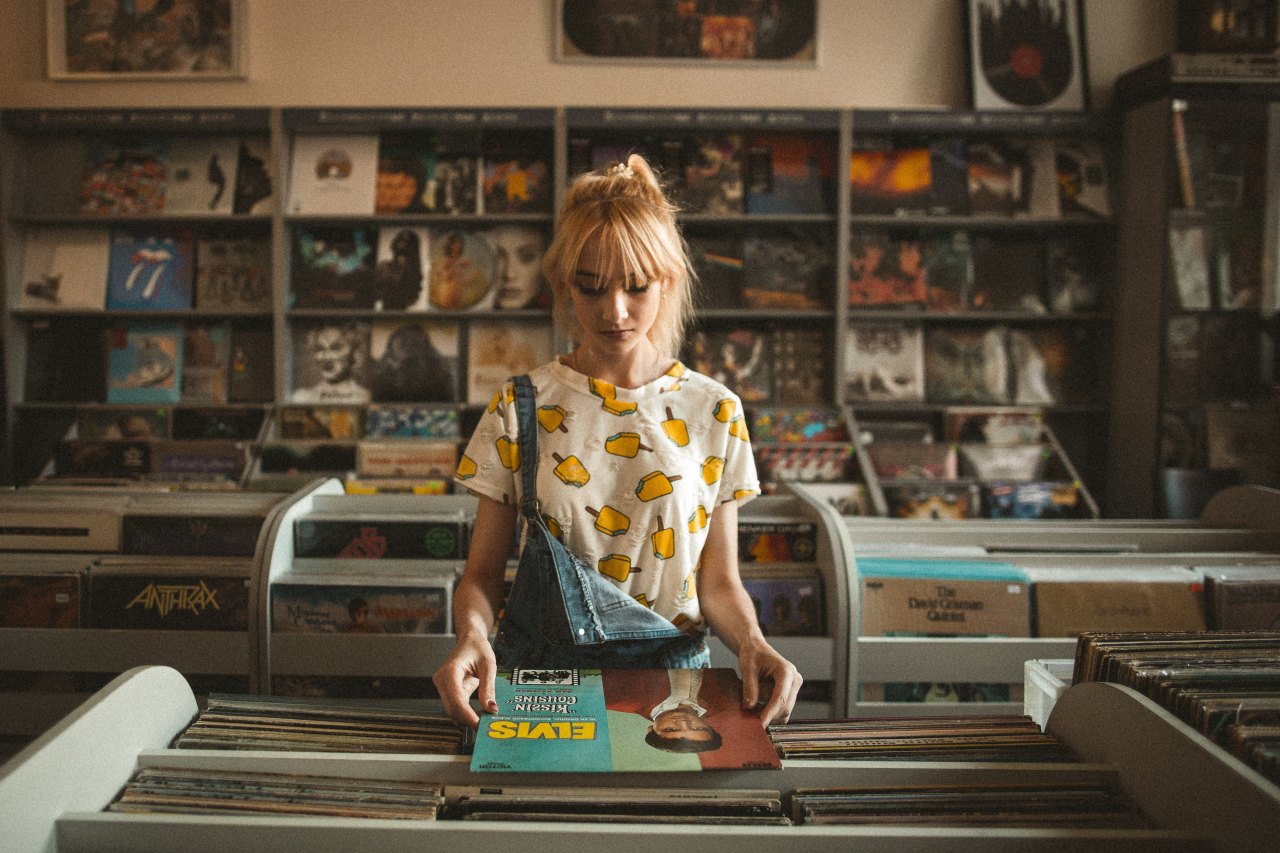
[106,229,195,310]
[106,322,184,404]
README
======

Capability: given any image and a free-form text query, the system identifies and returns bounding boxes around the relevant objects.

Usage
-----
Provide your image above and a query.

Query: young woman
[433,154,801,728]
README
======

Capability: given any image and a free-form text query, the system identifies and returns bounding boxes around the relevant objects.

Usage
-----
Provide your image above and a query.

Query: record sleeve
[18,228,110,311]
[684,134,745,215]
[287,133,378,215]
[687,327,772,403]
[290,320,373,405]
[291,226,378,310]
[743,132,833,215]
[194,237,272,313]
[232,137,275,215]
[847,231,928,308]
[106,322,184,405]
[924,326,1010,404]
[180,322,231,405]
[368,319,460,403]
[845,322,925,403]
[79,138,167,215]
[106,228,196,311]
[466,321,556,405]
[163,136,239,215]
[968,0,1088,111]
[272,575,451,635]
[427,229,495,310]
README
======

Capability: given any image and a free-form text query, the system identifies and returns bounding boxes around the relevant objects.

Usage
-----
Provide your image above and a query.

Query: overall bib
[491,374,710,669]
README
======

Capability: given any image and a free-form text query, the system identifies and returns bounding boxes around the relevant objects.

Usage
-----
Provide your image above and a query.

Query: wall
[0,1,1175,111]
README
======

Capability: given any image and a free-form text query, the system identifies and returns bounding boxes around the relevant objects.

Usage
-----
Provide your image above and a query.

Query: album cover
[747,408,847,443]
[466,321,557,405]
[958,442,1051,481]
[367,225,429,311]
[293,515,468,560]
[1044,237,1103,312]
[1055,139,1111,217]
[966,140,1029,216]
[1008,326,1095,405]
[984,480,1088,519]
[483,225,551,311]
[357,439,458,479]
[163,136,239,215]
[181,322,231,404]
[1168,219,1213,310]
[87,558,252,631]
[944,407,1046,444]
[0,569,83,629]
[743,132,833,215]
[968,0,1088,111]
[287,133,378,215]
[1205,403,1280,485]
[227,325,275,403]
[257,441,357,475]
[291,225,378,310]
[374,133,436,214]
[76,407,168,440]
[368,319,460,404]
[772,327,829,405]
[849,137,969,216]
[172,407,266,441]
[272,576,451,634]
[742,574,824,636]
[18,228,110,311]
[278,406,363,441]
[290,320,373,405]
[106,322,184,405]
[687,327,772,403]
[483,135,553,214]
[753,442,853,484]
[122,494,278,556]
[365,405,460,439]
[232,137,275,215]
[79,138,168,215]
[844,322,925,403]
[427,229,496,310]
[427,140,481,214]
[866,440,959,481]
[741,234,832,310]
[194,237,272,313]
[847,231,928,308]
[105,228,196,311]
[24,317,108,403]
[969,235,1046,312]
[1163,314,1202,407]
[924,326,1010,404]
[149,440,250,482]
[55,436,153,481]
[923,231,975,312]
[684,134,745,215]
[471,668,780,773]
[688,235,746,309]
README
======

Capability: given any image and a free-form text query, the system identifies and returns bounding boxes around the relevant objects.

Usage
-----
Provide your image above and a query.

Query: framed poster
[47,0,245,80]
[967,0,1088,111]
[556,0,817,65]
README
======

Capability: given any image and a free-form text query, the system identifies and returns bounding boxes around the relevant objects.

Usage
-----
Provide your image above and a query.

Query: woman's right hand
[432,633,499,729]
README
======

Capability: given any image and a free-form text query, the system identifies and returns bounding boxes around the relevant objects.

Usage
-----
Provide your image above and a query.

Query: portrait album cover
[471,668,781,772]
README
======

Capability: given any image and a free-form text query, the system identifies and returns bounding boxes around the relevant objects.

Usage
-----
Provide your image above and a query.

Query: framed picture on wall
[966,0,1088,111]
[47,0,246,80]
[555,0,818,65]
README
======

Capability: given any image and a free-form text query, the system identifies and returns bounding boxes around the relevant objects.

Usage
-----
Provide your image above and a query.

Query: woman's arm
[431,494,518,728]
[696,500,802,726]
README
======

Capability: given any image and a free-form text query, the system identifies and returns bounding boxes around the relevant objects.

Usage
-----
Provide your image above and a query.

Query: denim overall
[490,374,710,669]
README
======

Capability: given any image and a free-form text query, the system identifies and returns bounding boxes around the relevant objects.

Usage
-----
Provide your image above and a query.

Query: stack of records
[109,766,443,819]
[789,781,1149,827]
[172,692,469,754]
[443,785,788,825]
[1072,630,1280,785]
[768,715,1075,762]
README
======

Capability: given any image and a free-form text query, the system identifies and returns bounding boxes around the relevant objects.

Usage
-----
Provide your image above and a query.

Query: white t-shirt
[455,358,759,630]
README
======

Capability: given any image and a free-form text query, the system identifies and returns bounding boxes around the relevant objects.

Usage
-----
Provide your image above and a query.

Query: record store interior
[3,2,1280,851]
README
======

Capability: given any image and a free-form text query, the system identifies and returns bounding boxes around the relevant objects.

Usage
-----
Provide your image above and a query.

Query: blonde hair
[541,153,695,358]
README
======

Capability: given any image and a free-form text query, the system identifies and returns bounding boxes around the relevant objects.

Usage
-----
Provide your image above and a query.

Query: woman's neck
[565,344,670,389]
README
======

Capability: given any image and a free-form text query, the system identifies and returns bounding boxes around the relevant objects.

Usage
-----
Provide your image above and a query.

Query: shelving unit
[0,108,277,487]
[17,662,1280,851]
[787,480,1280,718]
[1107,60,1280,518]
[841,109,1115,513]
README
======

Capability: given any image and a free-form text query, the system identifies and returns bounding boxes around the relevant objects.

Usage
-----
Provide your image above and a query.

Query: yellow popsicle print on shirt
[728,416,750,441]
[712,398,736,423]
[636,471,682,501]
[537,404,569,433]
[598,553,642,581]
[651,516,675,560]
[587,505,630,536]
[604,432,652,458]
[495,436,520,471]
[456,454,477,480]
[588,376,637,416]
[552,453,590,487]
[687,504,708,532]
[701,455,725,485]
[662,407,689,447]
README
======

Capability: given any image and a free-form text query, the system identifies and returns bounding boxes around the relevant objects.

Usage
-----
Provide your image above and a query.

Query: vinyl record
[972,0,1084,110]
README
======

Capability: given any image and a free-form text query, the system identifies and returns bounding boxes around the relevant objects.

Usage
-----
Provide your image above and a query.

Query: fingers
[432,665,480,729]
[755,660,802,727]
[475,653,499,715]
[740,662,761,710]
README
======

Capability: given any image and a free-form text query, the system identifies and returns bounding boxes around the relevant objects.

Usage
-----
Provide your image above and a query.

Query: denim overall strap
[510,374,541,523]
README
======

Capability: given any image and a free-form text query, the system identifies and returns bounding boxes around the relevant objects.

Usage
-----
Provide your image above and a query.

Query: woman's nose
[602,288,628,320]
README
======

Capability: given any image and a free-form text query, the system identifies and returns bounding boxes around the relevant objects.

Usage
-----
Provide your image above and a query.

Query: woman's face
[489,226,544,309]
[312,327,355,383]
[570,234,663,359]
